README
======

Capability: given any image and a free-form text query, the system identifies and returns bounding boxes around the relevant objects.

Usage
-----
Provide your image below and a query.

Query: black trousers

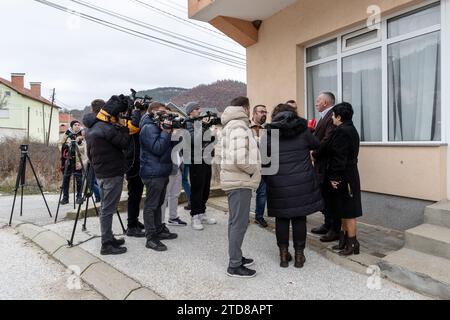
[322,183,342,233]
[275,217,307,250]
[143,177,169,238]
[62,168,82,200]
[126,172,144,228]
[189,163,212,216]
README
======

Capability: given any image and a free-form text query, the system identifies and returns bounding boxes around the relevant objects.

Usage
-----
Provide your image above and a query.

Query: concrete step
[405,224,450,260]
[379,248,450,299]
[425,201,450,228]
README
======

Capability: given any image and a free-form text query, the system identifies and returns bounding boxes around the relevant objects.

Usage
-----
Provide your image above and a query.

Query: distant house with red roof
[0,73,60,144]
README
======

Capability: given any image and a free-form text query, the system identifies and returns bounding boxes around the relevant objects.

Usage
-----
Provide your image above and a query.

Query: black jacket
[312,108,335,183]
[264,111,323,218]
[185,119,215,165]
[125,110,143,178]
[83,113,130,179]
[316,120,363,218]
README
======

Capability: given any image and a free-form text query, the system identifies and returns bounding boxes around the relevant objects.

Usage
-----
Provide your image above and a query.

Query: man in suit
[311,92,341,242]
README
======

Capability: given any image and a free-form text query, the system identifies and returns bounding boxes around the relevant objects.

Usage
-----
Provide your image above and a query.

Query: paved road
[0,223,102,300]
[45,207,427,300]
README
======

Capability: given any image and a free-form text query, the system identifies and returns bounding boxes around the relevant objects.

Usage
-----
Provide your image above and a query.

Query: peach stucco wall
[245,0,446,201]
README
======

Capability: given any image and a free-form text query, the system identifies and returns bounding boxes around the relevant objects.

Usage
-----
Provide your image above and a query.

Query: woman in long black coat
[316,102,363,256]
[264,104,323,268]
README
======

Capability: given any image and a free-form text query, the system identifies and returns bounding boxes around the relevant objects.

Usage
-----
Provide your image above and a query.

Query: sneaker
[199,213,217,225]
[168,217,188,227]
[100,243,127,255]
[95,198,101,203]
[156,226,178,240]
[126,227,146,238]
[146,238,167,251]
[137,221,145,230]
[255,217,268,228]
[191,215,204,231]
[227,265,256,278]
[60,199,69,205]
[112,237,125,248]
[242,257,254,267]
[76,197,84,205]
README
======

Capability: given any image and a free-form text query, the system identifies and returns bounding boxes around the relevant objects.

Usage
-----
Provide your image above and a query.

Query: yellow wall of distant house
[0,83,60,144]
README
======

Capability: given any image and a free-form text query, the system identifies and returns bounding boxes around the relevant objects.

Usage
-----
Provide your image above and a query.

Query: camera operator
[125,100,147,238]
[84,95,131,256]
[184,102,217,231]
[139,102,178,252]
[59,120,86,205]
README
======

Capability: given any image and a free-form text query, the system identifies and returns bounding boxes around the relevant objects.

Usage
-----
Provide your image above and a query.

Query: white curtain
[388,31,441,141]
[343,48,382,141]
[307,60,337,120]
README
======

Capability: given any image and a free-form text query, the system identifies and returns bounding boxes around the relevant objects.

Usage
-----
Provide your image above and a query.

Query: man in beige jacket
[220,97,261,278]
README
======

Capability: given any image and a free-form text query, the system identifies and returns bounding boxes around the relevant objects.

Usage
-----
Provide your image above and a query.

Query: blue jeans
[90,169,101,201]
[182,164,191,204]
[255,179,266,219]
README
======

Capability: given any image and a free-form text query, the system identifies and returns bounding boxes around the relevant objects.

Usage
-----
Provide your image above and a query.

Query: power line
[68,0,246,60]
[33,0,246,69]
[150,0,186,14]
[129,0,236,44]
[165,0,187,10]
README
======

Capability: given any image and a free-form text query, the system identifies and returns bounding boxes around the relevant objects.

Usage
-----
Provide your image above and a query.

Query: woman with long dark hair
[264,104,323,268]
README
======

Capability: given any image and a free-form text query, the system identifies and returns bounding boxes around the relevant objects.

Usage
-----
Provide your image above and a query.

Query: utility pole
[27,107,30,143]
[42,104,46,144]
[47,89,55,146]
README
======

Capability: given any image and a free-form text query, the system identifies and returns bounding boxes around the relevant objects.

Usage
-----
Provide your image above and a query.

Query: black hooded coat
[264,111,324,218]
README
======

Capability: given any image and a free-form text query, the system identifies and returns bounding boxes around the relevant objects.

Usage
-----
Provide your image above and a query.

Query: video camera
[187,111,222,127]
[152,111,221,130]
[121,89,153,121]
[151,112,186,130]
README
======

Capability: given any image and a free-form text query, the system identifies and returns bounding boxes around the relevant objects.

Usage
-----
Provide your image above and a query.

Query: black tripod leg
[73,173,76,210]
[116,210,126,234]
[55,158,71,223]
[68,200,84,247]
[92,198,99,217]
[20,184,24,217]
[27,156,52,218]
[9,157,25,226]
[82,197,90,231]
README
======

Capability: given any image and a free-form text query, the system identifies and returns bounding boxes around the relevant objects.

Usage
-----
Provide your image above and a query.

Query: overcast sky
[0,0,246,109]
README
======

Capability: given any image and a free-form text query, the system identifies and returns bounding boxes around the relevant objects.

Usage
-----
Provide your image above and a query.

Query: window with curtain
[388,3,440,38]
[304,1,441,143]
[343,48,382,141]
[388,32,441,141]
[306,61,337,120]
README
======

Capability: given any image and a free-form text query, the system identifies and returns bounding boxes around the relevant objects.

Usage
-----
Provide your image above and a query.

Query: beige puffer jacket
[219,106,261,191]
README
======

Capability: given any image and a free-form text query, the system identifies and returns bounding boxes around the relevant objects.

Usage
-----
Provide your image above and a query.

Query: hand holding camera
[161,119,173,133]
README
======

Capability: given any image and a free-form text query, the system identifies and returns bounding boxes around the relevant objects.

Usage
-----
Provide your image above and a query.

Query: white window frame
[304,0,443,145]
[342,27,382,52]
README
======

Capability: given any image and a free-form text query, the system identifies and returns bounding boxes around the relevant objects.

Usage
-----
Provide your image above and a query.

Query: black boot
[332,231,347,251]
[294,249,306,268]
[112,237,125,248]
[127,227,146,238]
[279,246,292,268]
[100,242,127,255]
[339,236,360,256]
[320,229,340,243]
[311,224,329,235]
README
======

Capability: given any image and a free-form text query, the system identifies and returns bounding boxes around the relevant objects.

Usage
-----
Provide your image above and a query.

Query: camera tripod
[67,163,126,247]
[54,139,85,222]
[9,145,52,226]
